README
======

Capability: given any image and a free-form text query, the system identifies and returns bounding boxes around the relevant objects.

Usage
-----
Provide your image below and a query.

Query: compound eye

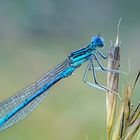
[96,40,99,43]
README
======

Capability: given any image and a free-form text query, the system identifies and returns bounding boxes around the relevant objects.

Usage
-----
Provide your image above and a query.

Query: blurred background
[0,0,140,140]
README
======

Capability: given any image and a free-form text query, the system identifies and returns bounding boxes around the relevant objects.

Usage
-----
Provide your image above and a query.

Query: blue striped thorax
[69,35,104,68]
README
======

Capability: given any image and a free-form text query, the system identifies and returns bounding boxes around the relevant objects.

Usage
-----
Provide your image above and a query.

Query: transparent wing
[0,59,70,131]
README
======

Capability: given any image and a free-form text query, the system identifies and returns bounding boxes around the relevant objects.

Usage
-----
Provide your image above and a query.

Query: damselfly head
[91,35,104,48]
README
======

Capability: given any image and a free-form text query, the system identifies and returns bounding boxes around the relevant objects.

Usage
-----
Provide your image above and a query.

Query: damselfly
[0,35,125,131]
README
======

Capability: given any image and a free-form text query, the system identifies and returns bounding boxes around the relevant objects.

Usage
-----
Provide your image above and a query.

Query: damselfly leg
[83,58,122,100]
[93,53,128,75]
[96,49,109,59]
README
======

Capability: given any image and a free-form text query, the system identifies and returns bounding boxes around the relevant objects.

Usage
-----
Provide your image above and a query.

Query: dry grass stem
[123,118,140,140]
[129,102,140,125]
[110,72,140,140]
[106,38,120,140]
[106,19,122,140]
[106,20,140,139]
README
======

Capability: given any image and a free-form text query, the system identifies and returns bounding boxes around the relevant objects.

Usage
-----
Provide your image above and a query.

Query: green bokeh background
[0,0,140,139]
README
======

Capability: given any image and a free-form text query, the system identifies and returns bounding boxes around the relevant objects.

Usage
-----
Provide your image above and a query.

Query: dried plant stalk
[112,71,140,140]
[106,19,122,140]
[121,84,131,136]
[112,84,131,140]
[105,19,140,139]
[129,71,140,126]
[111,103,124,140]
[129,102,140,125]
[106,42,120,140]
[123,118,140,140]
